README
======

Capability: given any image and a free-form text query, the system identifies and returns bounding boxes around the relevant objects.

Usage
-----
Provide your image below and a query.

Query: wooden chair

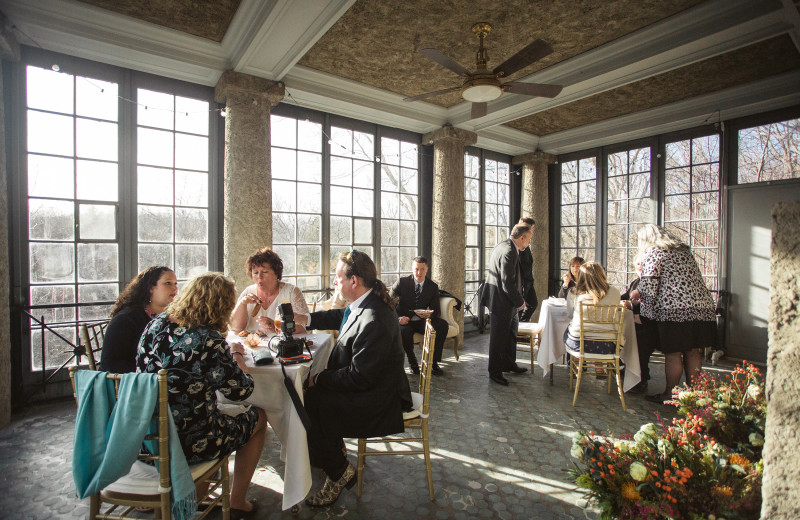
[68,367,231,520]
[357,319,436,500]
[79,320,109,370]
[516,322,543,372]
[567,302,627,410]
[411,296,460,359]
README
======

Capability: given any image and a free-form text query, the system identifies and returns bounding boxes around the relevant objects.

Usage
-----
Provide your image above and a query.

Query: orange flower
[729,453,750,467]
[621,481,641,501]
[713,485,733,498]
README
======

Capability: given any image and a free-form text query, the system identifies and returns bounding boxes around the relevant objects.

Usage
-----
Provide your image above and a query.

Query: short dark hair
[510,223,532,239]
[245,247,284,279]
[412,256,427,265]
[519,216,535,226]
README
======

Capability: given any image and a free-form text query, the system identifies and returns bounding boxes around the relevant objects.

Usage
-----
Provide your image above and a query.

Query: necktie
[415,283,422,306]
[339,306,352,333]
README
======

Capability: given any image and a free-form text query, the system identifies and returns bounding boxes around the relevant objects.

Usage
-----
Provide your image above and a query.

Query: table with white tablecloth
[533,299,641,392]
[222,332,334,510]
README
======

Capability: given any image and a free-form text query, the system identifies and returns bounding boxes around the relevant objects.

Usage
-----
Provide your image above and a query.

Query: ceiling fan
[404,22,563,119]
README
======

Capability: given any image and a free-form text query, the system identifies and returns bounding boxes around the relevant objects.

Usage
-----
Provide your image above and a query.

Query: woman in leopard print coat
[636,224,716,404]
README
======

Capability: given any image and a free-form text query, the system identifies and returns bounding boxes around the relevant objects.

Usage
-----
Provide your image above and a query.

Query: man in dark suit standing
[390,256,448,375]
[518,217,539,322]
[302,250,412,507]
[481,222,533,385]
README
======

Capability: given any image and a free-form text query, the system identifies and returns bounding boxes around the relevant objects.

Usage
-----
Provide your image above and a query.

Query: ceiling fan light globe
[462,84,502,102]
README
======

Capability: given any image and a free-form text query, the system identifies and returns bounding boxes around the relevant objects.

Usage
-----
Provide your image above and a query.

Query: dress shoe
[409,364,420,375]
[489,374,509,386]
[645,393,670,405]
[305,463,357,508]
[628,381,648,394]
[431,363,443,376]
[230,499,259,520]
[507,364,528,374]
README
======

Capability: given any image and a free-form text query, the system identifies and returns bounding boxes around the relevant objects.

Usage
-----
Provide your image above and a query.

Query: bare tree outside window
[560,157,597,276]
[737,118,800,183]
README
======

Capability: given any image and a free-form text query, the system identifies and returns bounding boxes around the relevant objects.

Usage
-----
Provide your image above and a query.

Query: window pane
[28,155,74,198]
[297,214,321,243]
[175,208,208,242]
[175,133,208,171]
[138,128,174,167]
[298,151,322,183]
[138,205,173,241]
[271,115,296,148]
[28,111,74,156]
[27,66,73,113]
[29,199,74,240]
[175,245,207,279]
[665,194,690,221]
[78,283,118,304]
[330,216,352,244]
[561,161,577,183]
[381,191,399,218]
[298,120,321,152]
[382,165,400,191]
[175,170,208,206]
[353,188,373,217]
[381,220,399,245]
[353,219,372,243]
[78,243,118,282]
[400,221,417,246]
[139,244,173,270]
[175,97,209,135]
[76,77,118,121]
[138,166,174,205]
[273,180,297,212]
[76,119,117,161]
[30,243,75,283]
[138,89,174,130]
[272,148,296,180]
[738,118,800,183]
[330,186,352,215]
[77,160,118,202]
[79,204,116,239]
[273,213,296,244]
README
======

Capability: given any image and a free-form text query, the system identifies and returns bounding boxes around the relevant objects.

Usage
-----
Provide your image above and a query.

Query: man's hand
[398,316,410,325]
[518,303,527,312]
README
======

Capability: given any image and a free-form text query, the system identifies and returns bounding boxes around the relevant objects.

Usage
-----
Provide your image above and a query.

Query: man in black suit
[481,222,533,385]
[303,250,412,507]
[390,256,448,376]
[518,217,539,322]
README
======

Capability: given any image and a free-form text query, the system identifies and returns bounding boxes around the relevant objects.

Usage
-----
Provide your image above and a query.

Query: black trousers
[487,310,518,376]
[636,317,660,381]
[399,317,448,365]
[304,386,348,481]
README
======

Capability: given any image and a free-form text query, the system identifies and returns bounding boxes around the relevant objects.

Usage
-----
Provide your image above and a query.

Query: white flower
[629,462,648,481]
[614,440,630,453]
[571,444,584,459]
[657,438,673,456]
[678,391,690,400]
[696,398,710,407]
[572,431,584,443]
[747,384,761,399]
[749,433,764,447]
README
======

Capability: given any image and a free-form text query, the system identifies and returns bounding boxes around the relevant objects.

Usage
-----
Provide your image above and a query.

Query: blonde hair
[637,224,688,253]
[575,261,610,303]
[167,272,236,332]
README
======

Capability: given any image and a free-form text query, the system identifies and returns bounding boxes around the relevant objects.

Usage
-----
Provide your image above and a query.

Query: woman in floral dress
[137,272,265,517]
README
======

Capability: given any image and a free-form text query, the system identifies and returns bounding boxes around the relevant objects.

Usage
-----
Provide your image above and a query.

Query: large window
[664,135,720,290]
[15,52,220,374]
[559,157,597,276]
[606,147,654,290]
[464,154,481,297]
[737,117,799,183]
[380,137,419,285]
[483,158,511,269]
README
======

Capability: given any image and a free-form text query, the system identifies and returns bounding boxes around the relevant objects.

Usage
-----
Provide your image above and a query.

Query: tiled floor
[0,332,734,519]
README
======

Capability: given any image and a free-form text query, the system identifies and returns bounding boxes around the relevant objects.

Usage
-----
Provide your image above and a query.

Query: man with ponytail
[302,250,412,508]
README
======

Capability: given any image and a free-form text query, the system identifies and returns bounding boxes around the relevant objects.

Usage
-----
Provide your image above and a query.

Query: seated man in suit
[390,256,448,376]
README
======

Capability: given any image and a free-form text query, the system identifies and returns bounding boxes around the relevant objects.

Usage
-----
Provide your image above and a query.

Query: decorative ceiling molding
[538,70,800,155]
[779,0,800,49]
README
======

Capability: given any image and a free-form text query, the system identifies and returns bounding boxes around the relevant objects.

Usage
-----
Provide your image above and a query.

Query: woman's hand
[255,315,277,334]
[562,273,571,286]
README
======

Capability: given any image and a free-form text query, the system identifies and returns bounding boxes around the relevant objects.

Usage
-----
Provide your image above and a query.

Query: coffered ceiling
[2,0,799,156]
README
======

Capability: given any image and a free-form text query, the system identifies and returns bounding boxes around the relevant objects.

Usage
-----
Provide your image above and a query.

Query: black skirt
[655,320,716,354]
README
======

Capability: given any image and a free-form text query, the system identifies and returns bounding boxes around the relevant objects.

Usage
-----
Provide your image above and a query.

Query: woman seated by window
[101,266,177,373]
[558,256,585,298]
[563,261,622,355]
[136,272,266,518]
[229,247,310,334]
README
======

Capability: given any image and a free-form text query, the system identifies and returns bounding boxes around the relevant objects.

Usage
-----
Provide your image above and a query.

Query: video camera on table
[277,302,305,359]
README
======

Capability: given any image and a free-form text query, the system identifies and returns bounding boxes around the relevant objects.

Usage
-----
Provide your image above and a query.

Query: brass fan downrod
[472,22,492,71]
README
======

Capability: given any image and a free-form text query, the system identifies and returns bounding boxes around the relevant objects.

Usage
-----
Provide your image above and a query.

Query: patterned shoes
[305,463,357,508]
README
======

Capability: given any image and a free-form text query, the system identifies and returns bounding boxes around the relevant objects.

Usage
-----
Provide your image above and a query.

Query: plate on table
[547,298,567,306]
[414,309,434,318]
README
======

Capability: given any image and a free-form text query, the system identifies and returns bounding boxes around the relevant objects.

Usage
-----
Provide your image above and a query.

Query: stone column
[0,13,20,429]
[762,201,800,519]
[422,125,476,352]
[214,71,284,292]
[513,151,555,321]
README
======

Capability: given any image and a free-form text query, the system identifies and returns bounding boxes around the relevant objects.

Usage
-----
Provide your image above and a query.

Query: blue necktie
[339,306,352,333]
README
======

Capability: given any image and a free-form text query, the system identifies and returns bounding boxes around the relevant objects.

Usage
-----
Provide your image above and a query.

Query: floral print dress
[136,314,259,464]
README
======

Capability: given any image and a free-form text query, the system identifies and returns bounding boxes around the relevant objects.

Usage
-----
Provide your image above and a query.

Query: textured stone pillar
[0,13,20,429]
[422,125,476,351]
[762,201,800,519]
[214,71,284,292]
[513,151,555,321]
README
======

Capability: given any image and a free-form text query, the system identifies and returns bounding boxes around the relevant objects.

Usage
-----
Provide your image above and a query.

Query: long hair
[575,261,610,304]
[245,247,284,279]
[637,224,688,253]
[110,266,173,317]
[338,250,396,309]
[565,256,585,283]
[166,272,236,332]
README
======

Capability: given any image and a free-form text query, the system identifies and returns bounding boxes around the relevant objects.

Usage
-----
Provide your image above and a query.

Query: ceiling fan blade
[492,39,553,78]
[419,48,471,76]
[470,102,487,119]
[403,86,461,102]
[502,82,563,98]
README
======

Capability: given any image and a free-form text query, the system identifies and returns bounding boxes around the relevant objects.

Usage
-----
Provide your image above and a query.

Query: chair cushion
[517,322,543,335]
[402,392,424,420]
[103,459,220,496]
[567,350,620,360]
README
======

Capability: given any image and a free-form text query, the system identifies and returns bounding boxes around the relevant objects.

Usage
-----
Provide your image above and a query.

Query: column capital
[0,12,20,62]
[512,150,556,166]
[214,70,285,108]
[422,125,477,147]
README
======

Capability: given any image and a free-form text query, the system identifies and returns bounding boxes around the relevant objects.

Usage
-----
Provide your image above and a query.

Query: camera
[277,303,305,358]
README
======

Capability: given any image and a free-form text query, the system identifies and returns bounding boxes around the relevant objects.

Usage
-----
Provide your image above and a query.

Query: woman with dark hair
[558,256,585,298]
[229,247,310,333]
[100,266,177,373]
[302,250,411,507]
[636,224,716,404]
[137,272,266,518]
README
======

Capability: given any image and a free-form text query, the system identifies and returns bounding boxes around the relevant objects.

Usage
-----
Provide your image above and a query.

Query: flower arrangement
[567,362,765,519]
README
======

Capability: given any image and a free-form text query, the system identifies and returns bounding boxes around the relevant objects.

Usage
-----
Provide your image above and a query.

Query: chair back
[418,319,437,415]
[578,302,625,354]
[79,320,109,371]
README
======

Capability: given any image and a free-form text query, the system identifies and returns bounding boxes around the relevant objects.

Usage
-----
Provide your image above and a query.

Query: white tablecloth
[222,332,335,510]
[534,300,641,392]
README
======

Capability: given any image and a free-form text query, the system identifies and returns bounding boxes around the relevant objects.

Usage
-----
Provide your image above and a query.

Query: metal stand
[463,280,486,333]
